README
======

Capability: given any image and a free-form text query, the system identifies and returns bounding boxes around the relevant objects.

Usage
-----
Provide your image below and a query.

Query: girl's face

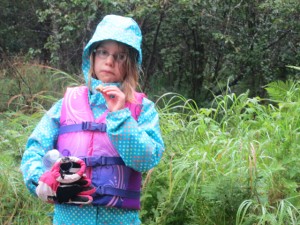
[93,41,127,83]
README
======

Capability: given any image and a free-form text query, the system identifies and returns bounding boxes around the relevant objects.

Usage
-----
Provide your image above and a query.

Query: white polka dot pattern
[53,204,141,225]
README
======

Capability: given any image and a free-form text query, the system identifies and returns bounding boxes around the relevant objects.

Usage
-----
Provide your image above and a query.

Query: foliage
[35,0,102,69]
[2,0,300,105]
[141,80,300,224]
[0,57,83,112]
[1,76,300,224]
[0,0,45,54]
[0,112,52,224]
[2,1,300,223]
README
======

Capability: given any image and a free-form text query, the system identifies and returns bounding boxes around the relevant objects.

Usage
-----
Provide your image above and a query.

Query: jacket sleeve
[20,100,62,195]
[106,97,165,172]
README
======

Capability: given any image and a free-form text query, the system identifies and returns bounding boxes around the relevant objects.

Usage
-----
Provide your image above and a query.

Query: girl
[21,15,165,225]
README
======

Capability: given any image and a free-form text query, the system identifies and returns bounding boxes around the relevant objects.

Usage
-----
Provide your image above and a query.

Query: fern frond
[265,80,300,102]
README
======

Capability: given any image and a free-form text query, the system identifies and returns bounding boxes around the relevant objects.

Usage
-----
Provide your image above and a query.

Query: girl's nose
[105,55,115,66]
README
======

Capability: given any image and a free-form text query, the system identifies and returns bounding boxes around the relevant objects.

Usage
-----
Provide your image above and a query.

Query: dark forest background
[1,0,299,106]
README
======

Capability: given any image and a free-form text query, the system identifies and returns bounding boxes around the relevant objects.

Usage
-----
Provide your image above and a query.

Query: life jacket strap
[59,122,107,135]
[81,156,125,166]
[95,185,140,199]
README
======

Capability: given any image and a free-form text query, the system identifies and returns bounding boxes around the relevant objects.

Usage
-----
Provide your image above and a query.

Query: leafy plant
[0,58,82,113]
[141,80,300,224]
[0,112,52,224]
[1,59,300,224]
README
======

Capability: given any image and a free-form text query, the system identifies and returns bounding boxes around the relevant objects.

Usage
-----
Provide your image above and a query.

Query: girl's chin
[94,71,124,83]
[100,79,118,83]
[95,76,115,83]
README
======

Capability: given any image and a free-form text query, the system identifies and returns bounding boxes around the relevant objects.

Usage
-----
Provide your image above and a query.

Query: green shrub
[141,80,300,225]
[0,58,83,112]
[1,61,299,225]
[0,113,52,224]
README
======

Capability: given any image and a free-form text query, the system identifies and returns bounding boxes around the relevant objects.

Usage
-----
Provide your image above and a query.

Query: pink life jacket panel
[56,86,145,209]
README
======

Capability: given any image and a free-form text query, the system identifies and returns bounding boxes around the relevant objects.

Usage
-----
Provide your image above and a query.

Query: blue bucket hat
[82,15,142,65]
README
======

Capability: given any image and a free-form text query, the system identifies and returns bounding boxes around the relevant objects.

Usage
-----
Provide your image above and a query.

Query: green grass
[0,59,83,112]
[0,113,52,224]
[141,80,300,225]
[1,61,300,224]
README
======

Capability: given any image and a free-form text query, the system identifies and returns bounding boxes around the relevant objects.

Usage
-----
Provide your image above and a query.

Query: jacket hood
[82,15,142,90]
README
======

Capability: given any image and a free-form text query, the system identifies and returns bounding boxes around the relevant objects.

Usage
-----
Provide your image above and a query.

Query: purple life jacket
[56,86,145,210]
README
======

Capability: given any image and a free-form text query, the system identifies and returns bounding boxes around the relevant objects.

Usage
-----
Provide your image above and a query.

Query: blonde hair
[88,42,141,103]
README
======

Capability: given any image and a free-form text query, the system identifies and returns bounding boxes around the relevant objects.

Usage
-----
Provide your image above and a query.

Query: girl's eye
[117,53,127,61]
[96,49,109,57]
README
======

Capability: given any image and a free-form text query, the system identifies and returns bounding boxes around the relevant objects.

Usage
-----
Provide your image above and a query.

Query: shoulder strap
[60,86,92,125]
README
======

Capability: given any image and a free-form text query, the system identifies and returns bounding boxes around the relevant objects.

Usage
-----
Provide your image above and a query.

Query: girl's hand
[100,86,125,112]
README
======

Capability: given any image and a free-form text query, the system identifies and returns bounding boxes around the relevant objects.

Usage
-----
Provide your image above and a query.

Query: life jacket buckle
[96,185,104,195]
[81,122,91,131]
[81,122,106,132]
[99,156,107,165]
